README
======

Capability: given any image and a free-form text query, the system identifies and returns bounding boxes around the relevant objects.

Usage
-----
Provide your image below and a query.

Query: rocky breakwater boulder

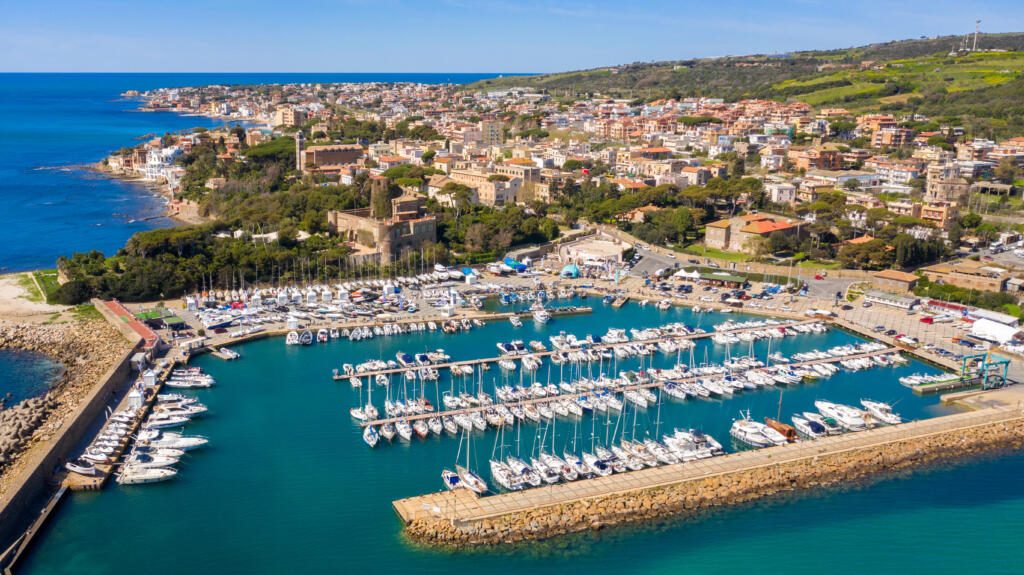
[0,396,57,468]
[406,417,1024,547]
[0,318,130,491]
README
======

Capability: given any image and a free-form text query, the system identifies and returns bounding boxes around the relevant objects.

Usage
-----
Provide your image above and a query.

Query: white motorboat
[142,415,190,429]
[730,411,788,448]
[791,414,826,439]
[509,315,523,328]
[861,399,902,425]
[116,465,177,485]
[142,432,208,451]
[802,411,843,435]
[285,331,300,345]
[65,458,97,476]
[815,401,867,431]
[125,452,179,469]
[532,309,551,324]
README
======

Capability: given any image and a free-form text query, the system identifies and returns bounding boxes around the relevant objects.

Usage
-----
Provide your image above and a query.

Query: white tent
[969,318,1022,345]
[673,269,700,279]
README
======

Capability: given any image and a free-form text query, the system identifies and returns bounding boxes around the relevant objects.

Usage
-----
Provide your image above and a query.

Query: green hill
[467,33,1024,100]
[466,33,1024,137]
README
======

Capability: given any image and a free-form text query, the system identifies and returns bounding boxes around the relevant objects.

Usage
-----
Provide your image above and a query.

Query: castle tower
[295,131,305,172]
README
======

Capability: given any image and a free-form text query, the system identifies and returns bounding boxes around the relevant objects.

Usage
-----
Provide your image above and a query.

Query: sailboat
[444,430,488,494]
[363,425,379,448]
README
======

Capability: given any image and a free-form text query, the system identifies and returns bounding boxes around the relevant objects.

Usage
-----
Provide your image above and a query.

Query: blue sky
[2,0,1023,73]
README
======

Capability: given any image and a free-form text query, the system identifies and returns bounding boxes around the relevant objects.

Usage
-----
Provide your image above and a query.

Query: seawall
[401,408,1024,546]
[0,319,140,565]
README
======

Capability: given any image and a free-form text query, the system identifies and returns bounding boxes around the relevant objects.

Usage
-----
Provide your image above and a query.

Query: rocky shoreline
[406,417,1024,547]
[89,162,209,226]
[0,319,131,497]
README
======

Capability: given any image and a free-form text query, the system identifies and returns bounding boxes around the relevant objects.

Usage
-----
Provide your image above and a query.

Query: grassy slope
[774,51,1024,110]
[465,33,1024,112]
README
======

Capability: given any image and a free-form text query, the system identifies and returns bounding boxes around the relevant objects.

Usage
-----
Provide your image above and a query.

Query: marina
[8,296,1018,574]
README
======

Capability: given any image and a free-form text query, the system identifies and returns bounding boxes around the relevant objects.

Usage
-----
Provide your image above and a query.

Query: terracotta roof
[740,220,796,234]
[873,269,919,282]
[705,219,732,229]
[844,235,876,245]
[741,213,771,222]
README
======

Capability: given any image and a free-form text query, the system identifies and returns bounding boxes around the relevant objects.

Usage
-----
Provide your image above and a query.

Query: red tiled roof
[740,220,796,234]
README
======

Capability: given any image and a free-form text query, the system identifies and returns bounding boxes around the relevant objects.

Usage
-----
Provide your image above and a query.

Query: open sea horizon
[0,72,513,272]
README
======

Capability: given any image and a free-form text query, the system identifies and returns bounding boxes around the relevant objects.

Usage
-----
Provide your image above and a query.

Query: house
[765,182,796,204]
[787,146,843,171]
[871,127,914,148]
[704,213,801,254]
[919,259,1012,293]
[618,205,661,224]
[872,269,919,292]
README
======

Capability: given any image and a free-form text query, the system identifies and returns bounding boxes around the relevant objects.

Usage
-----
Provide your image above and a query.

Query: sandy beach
[0,275,66,323]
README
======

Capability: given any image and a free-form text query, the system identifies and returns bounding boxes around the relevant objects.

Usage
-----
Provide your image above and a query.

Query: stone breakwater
[0,319,130,497]
[405,417,1024,546]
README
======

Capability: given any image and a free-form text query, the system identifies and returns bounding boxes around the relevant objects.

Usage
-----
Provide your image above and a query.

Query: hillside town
[96,79,1024,324]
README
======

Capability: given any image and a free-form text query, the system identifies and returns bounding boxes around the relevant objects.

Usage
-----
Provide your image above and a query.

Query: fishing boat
[316,329,329,343]
[299,330,314,345]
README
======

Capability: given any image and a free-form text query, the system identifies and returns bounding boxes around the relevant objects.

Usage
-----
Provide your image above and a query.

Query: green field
[773,51,1024,109]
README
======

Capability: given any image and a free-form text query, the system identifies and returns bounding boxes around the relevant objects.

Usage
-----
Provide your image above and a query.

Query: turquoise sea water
[0,349,63,408]
[0,73,504,272]
[21,301,1024,574]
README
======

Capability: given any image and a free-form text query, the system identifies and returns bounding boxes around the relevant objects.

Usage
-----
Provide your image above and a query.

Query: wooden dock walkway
[337,318,822,381]
[362,346,898,427]
[393,406,1024,525]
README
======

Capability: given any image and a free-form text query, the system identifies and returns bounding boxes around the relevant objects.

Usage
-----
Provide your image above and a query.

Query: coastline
[89,162,211,227]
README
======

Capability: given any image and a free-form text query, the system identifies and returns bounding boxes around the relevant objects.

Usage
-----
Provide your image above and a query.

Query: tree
[464,224,487,253]
[421,150,436,164]
[959,212,983,229]
[768,230,795,254]
[994,157,1020,184]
